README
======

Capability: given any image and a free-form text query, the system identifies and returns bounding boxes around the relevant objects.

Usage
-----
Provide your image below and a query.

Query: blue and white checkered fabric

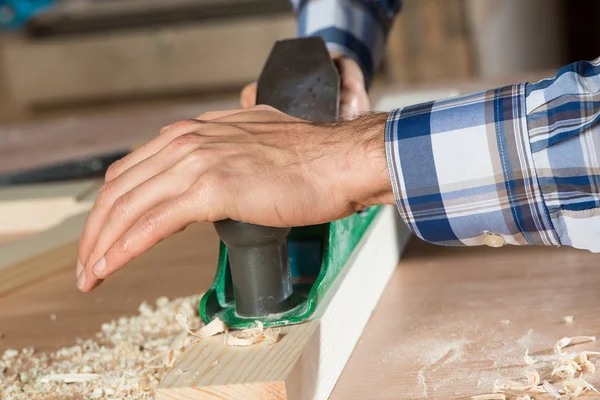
[290,0,402,87]
[385,58,600,252]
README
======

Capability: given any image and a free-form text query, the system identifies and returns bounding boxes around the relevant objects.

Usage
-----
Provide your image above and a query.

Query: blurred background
[0,0,598,123]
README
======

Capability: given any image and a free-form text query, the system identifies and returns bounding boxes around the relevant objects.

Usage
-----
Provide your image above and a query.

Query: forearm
[290,0,402,87]
[383,57,600,252]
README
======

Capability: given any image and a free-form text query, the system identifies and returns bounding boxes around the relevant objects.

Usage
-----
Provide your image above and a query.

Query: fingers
[240,82,257,108]
[332,54,371,118]
[104,119,201,183]
[88,189,214,282]
[84,166,199,284]
[78,133,205,280]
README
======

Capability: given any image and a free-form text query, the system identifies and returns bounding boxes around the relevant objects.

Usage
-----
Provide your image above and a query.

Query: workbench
[2,76,599,399]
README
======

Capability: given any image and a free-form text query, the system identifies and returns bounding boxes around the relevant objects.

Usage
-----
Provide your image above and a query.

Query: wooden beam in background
[0,179,99,235]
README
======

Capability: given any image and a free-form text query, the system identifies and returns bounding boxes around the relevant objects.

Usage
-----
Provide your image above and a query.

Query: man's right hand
[240,53,370,119]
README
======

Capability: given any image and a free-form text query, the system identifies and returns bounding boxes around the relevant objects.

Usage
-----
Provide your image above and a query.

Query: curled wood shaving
[197,318,227,338]
[471,395,506,400]
[581,361,595,374]
[564,316,574,324]
[552,359,581,380]
[224,321,282,347]
[575,351,600,364]
[542,380,562,399]
[497,369,540,391]
[524,348,538,365]
[563,378,600,397]
[38,373,101,383]
[554,336,596,354]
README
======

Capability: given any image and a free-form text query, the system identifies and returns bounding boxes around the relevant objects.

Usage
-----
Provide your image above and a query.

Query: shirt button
[483,233,505,248]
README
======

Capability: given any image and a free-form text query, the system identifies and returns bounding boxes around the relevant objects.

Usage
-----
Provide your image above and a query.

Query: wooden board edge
[0,211,88,296]
[156,206,412,399]
[0,179,100,234]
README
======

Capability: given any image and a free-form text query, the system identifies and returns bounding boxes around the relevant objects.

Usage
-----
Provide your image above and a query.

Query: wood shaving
[581,361,595,374]
[38,373,101,383]
[224,321,281,347]
[497,369,540,391]
[554,336,596,354]
[0,295,202,399]
[542,380,562,399]
[524,348,538,365]
[564,316,574,324]
[552,359,581,380]
[563,378,600,397]
[197,317,227,338]
[471,395,506,400]
[575,351,600,364]
[500,320,511,325]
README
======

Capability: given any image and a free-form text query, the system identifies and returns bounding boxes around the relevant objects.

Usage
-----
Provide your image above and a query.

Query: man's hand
[75,106,392,292]
[240,54,370,118]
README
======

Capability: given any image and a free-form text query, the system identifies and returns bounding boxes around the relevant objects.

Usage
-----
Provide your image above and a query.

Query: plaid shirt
[290,0,402,87]
[291,0,600,252]
[386,58,600,252]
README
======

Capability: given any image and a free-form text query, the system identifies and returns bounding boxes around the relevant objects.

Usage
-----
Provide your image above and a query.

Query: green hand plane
[199,37,382,329]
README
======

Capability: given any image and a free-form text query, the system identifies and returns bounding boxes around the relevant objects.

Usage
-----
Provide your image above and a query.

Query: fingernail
[77,269,86,289]
[76,259,83,277]
[92,257,106,276]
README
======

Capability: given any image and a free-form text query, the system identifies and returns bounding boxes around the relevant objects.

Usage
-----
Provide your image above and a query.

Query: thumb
[240,82,258,108]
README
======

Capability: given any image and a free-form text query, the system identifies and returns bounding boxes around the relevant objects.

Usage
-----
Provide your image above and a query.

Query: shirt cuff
[384,84,560,247]
[295,0,389,88]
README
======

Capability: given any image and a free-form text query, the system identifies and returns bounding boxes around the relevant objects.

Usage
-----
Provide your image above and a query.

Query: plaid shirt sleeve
[289,0,402,87]
[385,57,600,252]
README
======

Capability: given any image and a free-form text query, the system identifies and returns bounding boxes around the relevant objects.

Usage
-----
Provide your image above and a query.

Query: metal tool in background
[199,37,382,329]
[0,149,129,186]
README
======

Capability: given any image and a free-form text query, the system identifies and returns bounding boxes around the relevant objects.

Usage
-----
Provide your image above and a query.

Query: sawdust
[0,295,202,399]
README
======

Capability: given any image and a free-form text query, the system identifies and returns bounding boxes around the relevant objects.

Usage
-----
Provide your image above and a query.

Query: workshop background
[0,0,598,123]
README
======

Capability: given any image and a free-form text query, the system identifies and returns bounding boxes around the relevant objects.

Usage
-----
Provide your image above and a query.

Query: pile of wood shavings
[0,295,202,400]
[475,335,600,400]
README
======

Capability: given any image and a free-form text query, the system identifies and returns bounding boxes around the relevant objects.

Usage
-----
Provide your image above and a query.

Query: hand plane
[199,37,382,329]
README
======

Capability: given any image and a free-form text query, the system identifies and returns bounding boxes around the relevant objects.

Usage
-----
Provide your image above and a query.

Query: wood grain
[0,212,88,295]
[157,206,411,399]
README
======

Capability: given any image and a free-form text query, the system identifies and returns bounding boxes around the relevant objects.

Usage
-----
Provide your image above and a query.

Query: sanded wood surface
[1,222,600,398]
[157,206,410,400]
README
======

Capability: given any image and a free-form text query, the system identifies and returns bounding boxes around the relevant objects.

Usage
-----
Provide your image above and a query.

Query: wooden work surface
[1,223,600,399]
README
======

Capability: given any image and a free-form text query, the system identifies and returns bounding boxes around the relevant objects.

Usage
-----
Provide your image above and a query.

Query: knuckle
[197,111,220,120]
[111,236,134,261]
[96,182,118,206]
[170,132,202,149]
[342,76,364,92]
[168,119,199,133]
[104,160,123,182]
[111,195,130,221]
[137,212,160,237]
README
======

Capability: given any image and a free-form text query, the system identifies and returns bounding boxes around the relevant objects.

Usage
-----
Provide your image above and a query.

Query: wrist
[335,113,395,208]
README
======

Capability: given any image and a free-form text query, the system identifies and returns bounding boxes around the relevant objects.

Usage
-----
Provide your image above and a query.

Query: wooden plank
[3,16,294,107]
[0,211,88,295]
[156,205,411,399]
[0,179,99,234]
